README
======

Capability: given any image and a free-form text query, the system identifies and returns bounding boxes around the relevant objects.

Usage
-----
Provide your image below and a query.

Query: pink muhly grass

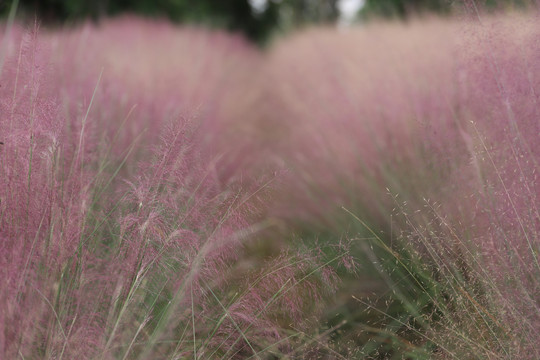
[377,14,540,359]
[0,25,105,358]
[331,13,540,359]
[260,19,459,229]
[104,117,346,358]
[246,12,539,358]
[0,19,347,359]
[421,14,540,358]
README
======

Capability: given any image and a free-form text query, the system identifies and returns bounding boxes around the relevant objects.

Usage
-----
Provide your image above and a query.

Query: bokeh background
[1,0,534,42]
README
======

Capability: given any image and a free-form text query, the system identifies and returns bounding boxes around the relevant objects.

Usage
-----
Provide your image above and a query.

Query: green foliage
[278,0,340,26]
[5,0,540,42]
[12,0,280,42]
[361,0,537,18]
[362,0,452,18]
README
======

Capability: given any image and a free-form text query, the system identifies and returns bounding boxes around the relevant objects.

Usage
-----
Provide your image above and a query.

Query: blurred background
[0,0,533,43]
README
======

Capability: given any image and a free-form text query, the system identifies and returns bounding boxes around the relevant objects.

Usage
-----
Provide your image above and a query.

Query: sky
[337,0,365,24]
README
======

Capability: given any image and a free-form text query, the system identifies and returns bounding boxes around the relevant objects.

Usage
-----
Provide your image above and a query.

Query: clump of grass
[0,20,349,359]
[415,13,540,358]
[252,11,539,359]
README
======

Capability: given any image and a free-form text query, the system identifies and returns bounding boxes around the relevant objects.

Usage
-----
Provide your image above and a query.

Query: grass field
[0,10,538,359]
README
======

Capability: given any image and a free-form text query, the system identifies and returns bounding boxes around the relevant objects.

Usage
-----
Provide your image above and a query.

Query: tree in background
[4,0,343,42]
[3,0,537,42]
[7,0,280,42]
[278,0,340,27]
[360,0,537,18]
[361,0,451,18]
